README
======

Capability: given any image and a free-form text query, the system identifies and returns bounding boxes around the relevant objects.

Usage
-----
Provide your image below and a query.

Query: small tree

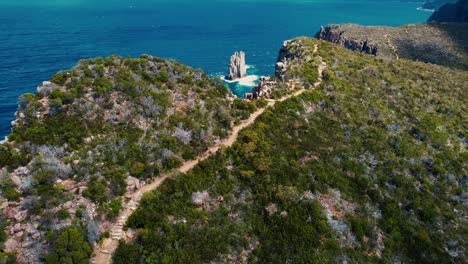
[45,226,92,264]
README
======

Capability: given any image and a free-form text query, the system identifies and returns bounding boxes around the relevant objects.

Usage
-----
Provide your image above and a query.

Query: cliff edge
[315,23,468,69]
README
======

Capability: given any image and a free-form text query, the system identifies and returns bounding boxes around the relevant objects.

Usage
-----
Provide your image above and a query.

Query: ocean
[0,0,431,138]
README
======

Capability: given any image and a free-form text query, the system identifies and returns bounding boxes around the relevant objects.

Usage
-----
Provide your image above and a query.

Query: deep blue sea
[0,0,431,138]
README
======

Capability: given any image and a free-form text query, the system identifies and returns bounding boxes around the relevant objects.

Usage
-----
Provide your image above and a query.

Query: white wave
[223,75,259,87]
[417,7,435,12]
[246,64,254,69]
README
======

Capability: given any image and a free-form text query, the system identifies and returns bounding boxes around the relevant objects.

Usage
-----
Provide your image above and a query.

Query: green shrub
[107,199,122,219]
[57,209,70,220]
[51,72,67,86]
[44,226,92,264]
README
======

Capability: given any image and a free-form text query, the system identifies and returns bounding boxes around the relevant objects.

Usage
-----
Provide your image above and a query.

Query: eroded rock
[227,51,247,80]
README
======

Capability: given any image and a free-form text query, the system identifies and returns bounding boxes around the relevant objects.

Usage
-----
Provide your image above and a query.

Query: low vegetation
[114,39,467,263]
[0,55,242,262]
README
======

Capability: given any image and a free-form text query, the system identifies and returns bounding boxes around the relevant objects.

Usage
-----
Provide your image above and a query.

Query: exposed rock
[14,210,28,222]
[275,41,293,82]
[125,176,141,192]
[227,51,247,80]
[62,201,73,210]
[301,190,316,201]
[313,23,468,70]
[275,39,314,82]
[10,166,30,190]
[4,206,18,219]
[252,77,275,99]
[4,238,19,252]
[191,190,211,207]
[315,26,379,56]
[265,203,278,216]
[61,179,76,191]
[36,81,61,96]
[13,223,22,233]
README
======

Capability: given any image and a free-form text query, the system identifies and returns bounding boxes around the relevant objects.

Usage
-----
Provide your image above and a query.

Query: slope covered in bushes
[0,55,255,262]
[115,39,467,263]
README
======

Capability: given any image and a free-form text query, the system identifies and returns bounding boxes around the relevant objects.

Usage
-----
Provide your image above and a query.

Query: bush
[51,72,67,86]
[0,178,20,201]
[107,199,122,219]
[44,226,92,264]
[82,176,108,203]
[57,209,70,220]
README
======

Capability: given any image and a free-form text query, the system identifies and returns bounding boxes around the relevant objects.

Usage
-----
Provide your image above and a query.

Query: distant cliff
[315,26,379,56]
[314,23,468,70]
[428,0,468,22]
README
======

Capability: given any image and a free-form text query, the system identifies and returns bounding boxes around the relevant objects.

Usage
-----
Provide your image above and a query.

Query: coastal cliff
[314,23,468,69]
[315,26,379,56]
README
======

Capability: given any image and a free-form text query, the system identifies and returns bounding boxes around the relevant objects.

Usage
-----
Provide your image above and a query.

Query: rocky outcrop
[275,39,314,82]
[227,51,247,80]
[315,26,379,56]
[251,77,275,99]
[313,23,468,70]
[275,40,299,82]
[428,0,468,22]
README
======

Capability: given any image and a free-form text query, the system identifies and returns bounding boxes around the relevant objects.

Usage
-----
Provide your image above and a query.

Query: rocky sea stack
[227,51,247,80]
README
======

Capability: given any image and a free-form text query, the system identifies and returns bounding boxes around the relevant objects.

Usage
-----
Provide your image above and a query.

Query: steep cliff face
[428,0,468,22]
[315,26,379,56]
[275,39,318,83]
[227,51,247,80]
[314,23,468,70]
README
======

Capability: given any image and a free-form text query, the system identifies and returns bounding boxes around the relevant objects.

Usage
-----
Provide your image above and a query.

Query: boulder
[191,191,211,207]
[4,238,19,252]
[14,210,28,222]
[126,176,141,192]
[4,206,18,219]
[265,203,278,216]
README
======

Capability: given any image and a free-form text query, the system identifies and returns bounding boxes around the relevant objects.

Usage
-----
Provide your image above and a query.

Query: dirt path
[92,44,326,264]
[384,34,399,60]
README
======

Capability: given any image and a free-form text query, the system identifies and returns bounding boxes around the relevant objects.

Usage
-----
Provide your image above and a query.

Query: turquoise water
[0,0,431,137]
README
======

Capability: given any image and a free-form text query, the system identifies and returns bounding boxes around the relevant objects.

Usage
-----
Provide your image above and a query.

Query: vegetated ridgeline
[92,43,327,264]
[113,38,466,263]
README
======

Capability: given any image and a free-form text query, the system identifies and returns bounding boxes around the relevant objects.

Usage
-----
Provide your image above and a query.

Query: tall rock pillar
[227,51,247,80]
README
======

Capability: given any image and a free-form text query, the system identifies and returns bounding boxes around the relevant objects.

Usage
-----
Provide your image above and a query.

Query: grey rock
[315,26,379,56]
[227,51,247,80]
